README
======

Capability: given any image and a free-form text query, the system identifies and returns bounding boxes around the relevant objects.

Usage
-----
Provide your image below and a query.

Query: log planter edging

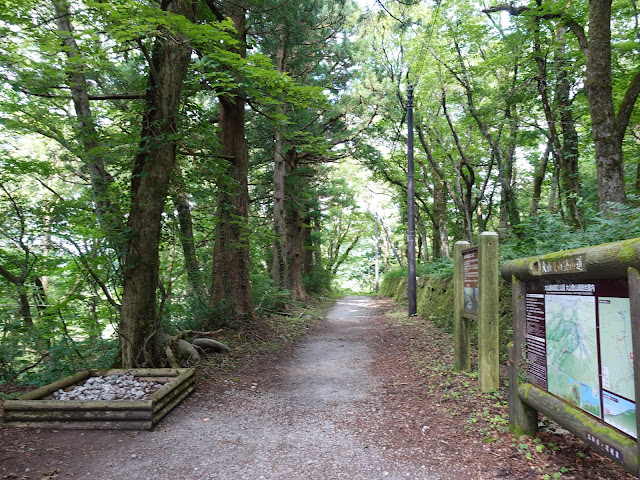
[2,368,195,430]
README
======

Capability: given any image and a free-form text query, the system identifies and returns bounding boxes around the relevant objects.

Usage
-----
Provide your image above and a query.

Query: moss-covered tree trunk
[119,0,197,368]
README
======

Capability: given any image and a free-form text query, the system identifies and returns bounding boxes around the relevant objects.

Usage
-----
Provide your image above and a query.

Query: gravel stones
[51,374,164,401]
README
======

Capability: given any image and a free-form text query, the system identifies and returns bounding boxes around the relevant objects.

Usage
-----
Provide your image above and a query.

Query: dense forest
[1,0,640,385]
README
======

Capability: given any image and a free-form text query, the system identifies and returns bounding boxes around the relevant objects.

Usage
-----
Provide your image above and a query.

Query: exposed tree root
[160,329,230,367]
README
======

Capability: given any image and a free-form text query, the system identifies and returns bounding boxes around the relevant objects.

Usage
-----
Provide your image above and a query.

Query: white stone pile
[52,373,164,401]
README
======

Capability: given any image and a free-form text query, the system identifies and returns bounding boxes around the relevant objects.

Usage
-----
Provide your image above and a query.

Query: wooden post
[454,240,471,371]
[509,279,538,437]
[628,267,640,476]
[478,231,499,392]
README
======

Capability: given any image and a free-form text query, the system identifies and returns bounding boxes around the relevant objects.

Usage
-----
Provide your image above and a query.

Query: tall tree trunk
[53,0,124,250]
[119,0,196,368]
[286,200,309,301]
[379,217,403,266]
[272,133,288,288]
[209,7,255,325]
[586,0,627,209]
[172,167,208,322]
[549,161,559,213]
[284,149,309,301]
[416,209,429,263]
[374,215,379,294]
[431,164,449,259]
[534,16,582,228]
[303,219,314,274]
[556,24,582,228]
[313,218,322,269]
[530,140,552,217]
[498,104,520,230]
[272,32,288,289]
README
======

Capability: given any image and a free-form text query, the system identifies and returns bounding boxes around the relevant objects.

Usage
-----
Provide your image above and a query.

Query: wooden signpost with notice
[463,247,479,318]
[502,238,640,477]
[454,232,499,392]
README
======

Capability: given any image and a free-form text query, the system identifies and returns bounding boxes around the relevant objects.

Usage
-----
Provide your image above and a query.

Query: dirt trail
[1,296,489,479]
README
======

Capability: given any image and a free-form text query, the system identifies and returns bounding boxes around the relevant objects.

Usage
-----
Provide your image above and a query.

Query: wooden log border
[2,368,195,430]
[519,383,638,474]
[501,238,640,282]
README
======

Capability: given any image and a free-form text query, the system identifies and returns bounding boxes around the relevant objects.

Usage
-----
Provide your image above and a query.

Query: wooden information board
[462,246,479,317]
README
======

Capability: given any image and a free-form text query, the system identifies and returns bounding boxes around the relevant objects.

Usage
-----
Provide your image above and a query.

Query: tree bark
[313,218,322,269]
[119,0,197,368]
[532,16,582,228]
[172,166,208,319]
[52,0,124,249]
[272,31,288,289]
[209,6,255,325]
[549,161,559,213]
[284,149,309,301]
[433,167,450,258]
[555,24,582,227]
[286,198,309,301]
[379,216,403,266]
[586,0,627,208]
[416,124,451,258]
[303,218,314,274]
[530,140,551,217]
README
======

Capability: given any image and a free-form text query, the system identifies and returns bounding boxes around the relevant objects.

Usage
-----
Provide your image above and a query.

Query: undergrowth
[385,303,585,480]
[195,296,335,385]
[384,294,635,480]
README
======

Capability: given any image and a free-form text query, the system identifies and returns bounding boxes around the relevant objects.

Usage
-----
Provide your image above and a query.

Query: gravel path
[0,296,479,479]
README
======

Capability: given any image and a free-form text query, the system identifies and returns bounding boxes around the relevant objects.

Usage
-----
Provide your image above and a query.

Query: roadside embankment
[380,274,513,360]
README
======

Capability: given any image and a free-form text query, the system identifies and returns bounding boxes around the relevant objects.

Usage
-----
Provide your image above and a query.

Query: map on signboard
[545,294,601,416]
[599,297,634,401]
[599,297,636,438]
[603,392,637,439]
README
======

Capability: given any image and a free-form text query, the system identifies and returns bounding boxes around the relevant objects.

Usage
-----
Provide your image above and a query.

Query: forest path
[0,296,491,479]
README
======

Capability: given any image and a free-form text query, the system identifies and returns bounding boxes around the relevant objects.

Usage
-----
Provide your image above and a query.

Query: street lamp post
[407,85,417,316]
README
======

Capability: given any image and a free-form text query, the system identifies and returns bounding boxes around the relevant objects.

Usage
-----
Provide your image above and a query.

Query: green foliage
[250,272,292,315]
[304,267,332,295]
[503,199,640,261]
[418,258,454,279]
[502,211,579,260]
[0,310,119,387]
[383,258,454,283]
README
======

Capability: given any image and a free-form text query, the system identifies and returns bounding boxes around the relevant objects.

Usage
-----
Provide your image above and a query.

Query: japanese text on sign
[539,254,586,275]
[462,247,478,317]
